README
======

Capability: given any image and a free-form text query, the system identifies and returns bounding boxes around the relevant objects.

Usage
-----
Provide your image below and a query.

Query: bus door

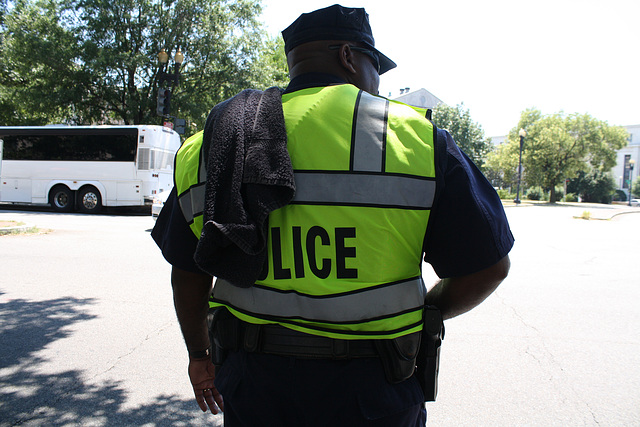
[0,137,32,203]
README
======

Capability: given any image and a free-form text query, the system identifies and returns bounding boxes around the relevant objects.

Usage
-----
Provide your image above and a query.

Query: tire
[77,186,102,214]
[49,185,74,213]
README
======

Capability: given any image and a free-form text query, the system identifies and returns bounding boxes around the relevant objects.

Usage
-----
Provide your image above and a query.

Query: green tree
[0,0,288,129]
[432,103,491,170]
[509,109,627,202]
[567,170,617,204]
[484,139,518,190]
[0,0,80,125]
[632,176,640,199]
[484,108,543,191]
[245,36,289,90]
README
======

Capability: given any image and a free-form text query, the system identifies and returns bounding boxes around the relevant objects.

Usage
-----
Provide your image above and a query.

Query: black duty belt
[240,321,379,359]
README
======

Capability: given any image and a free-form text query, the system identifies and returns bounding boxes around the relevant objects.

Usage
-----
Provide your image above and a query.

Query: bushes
[565,193,578,202]
[633,177,640,199]
[526,187,544,201]
[567,170,616,204]
[613,190,627,202]
[496,182,614,204]
[497,189,514,200]
[495,187,577,203]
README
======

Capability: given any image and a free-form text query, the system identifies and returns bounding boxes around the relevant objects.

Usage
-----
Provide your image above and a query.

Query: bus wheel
[78,186,102,214]
[49,185,74,213]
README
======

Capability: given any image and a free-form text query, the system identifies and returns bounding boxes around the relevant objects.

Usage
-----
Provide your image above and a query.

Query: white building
[613,124,640,197]
[489,135,507,146]
[391,88,443,110]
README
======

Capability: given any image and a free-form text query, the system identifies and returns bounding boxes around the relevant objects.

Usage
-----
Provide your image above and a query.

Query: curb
[501,201,640,220]
[573,210,640,221]
[589,210,640,221]
[0,224,35,235]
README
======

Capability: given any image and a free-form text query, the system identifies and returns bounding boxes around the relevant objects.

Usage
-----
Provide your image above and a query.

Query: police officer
[153,5,513,426]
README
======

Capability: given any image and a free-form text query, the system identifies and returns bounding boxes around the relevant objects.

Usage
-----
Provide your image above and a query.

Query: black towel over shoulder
[194,87,295,288]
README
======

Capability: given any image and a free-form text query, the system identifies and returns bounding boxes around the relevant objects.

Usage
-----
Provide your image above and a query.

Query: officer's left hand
[188,357,224,414]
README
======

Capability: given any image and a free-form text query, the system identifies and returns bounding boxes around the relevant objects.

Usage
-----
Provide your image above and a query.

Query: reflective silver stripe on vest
[212,277,426,323]
[178,183,205,224]
[177,153,207,224]
[352,92,388,172]
[292,172,435,209]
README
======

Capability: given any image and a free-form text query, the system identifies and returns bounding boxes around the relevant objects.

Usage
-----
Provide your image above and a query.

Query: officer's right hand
[188,357,224,414]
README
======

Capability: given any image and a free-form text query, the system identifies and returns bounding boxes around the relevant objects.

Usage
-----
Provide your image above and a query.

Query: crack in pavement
[494,291,601,425]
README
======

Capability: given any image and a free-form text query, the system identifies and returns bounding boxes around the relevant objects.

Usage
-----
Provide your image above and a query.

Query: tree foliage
[484,138,518,190]
[0,0,80,124]
[0,0,289,131]
[567,170,617,204]
[432,103,491,170]
[632,177,640,199]
[485,108,628,203]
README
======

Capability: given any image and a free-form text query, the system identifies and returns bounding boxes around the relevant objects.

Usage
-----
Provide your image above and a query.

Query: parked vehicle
[630,199,640,207]
[151,189,172,219]
[0,125,180,213]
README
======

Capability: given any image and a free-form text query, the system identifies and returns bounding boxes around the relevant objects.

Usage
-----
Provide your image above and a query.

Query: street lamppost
[156,48,184,118]
[628,159,635,206]
[514,128,526,204]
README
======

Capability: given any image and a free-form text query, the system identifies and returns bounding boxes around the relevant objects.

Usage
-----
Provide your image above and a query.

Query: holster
[416,305,444,402]
[207,306,239,370]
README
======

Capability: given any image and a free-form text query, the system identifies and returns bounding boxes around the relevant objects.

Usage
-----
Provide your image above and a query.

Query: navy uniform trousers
[214,349,426,426]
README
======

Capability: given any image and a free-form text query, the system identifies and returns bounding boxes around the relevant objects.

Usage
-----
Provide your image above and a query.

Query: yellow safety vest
[176,84,436,340]
[174,130,207,237]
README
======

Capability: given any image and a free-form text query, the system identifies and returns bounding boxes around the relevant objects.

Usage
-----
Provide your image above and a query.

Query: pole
[628,163,635,206]
[156,49,183,123]
[514,133,524,204]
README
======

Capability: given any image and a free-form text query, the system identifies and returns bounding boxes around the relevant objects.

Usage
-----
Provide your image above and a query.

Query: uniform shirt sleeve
[151,187,204,274]
[423,129,514,278]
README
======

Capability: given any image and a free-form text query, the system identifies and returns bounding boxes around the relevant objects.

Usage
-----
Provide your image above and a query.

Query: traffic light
[156,88,171,116]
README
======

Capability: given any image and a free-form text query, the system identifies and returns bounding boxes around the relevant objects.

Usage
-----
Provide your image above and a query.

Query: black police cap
[281,4,397,75]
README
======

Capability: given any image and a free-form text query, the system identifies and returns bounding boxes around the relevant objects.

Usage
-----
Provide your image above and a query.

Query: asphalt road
[1,204,639,426]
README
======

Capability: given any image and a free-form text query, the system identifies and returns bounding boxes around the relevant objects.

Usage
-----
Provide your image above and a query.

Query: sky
[259,0,640,137]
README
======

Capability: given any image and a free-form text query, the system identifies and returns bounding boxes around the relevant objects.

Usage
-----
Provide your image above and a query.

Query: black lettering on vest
[271,227,291,280]
[292,226,305,278]
[335,227,358,279]
[306,226,331,279]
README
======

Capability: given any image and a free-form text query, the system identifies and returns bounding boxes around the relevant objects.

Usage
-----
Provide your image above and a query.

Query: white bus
[0,125,180,213]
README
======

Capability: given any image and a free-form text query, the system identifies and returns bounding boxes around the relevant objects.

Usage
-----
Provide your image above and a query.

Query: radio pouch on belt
[374,332,421,384]
[416,305,444,402]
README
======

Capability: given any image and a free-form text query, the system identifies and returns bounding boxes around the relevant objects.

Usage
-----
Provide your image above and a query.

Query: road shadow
[0,292,222,426]
[0,203,151,217]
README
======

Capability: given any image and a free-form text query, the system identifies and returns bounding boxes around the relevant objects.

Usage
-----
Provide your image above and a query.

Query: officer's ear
[336,44,357,75]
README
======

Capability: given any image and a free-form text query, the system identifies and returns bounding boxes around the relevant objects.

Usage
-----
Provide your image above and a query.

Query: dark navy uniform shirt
[152,73,514,279]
